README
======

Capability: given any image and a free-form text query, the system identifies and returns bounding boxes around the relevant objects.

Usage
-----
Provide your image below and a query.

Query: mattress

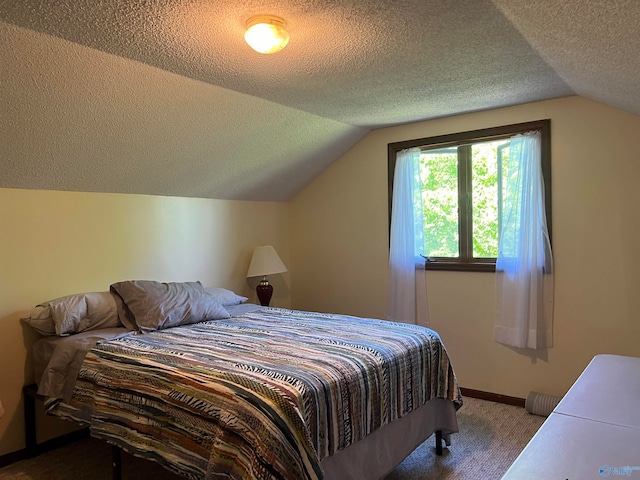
[32,304,263,398]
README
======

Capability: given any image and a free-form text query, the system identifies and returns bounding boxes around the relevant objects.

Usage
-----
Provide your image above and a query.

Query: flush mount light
[244,15,290,54]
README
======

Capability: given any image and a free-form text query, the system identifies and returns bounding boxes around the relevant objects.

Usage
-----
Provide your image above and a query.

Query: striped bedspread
[52,308,462,480]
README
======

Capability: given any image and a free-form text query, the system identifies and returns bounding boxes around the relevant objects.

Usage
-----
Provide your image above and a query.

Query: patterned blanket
[52,308,462,480]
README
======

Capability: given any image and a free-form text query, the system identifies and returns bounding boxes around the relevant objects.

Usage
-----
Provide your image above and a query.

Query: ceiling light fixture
[244,15,289,54]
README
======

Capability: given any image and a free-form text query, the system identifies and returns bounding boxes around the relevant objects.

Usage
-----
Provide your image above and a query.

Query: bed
[24,281,463,480]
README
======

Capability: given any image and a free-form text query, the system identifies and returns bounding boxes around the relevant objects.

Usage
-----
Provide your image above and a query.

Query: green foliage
[420,140,509,259]
[420,149,459,257]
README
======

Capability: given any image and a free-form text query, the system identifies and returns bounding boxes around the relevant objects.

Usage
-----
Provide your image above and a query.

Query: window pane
[471,140,508,258]
[420,148,459,257]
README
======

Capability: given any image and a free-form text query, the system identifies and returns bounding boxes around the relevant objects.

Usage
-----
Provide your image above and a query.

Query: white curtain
[387,147,429,326]
[495,131,553,349]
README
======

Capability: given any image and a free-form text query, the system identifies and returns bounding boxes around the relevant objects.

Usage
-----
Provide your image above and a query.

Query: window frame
[388,119,552,272]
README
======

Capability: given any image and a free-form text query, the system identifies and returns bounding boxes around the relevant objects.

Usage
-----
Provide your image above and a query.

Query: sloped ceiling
[1,0,638,201]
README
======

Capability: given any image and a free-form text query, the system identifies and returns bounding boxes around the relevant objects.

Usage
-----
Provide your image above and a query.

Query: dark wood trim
[460,387,526,408]
[424,259,496,272]
[0,428,89,467]
[388,119,550,152]
[540,120,552,244]
[0,383,91,468]
[387,142,397,238]
[458,144,472,261]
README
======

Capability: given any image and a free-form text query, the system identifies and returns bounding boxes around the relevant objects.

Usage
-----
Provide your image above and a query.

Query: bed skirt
[321,398,458,479]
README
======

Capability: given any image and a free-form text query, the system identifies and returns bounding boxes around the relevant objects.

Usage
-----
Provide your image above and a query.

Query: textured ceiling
[1,0,638,201]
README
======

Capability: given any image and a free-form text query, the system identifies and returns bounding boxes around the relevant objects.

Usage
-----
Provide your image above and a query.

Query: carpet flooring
[0,397,545,479]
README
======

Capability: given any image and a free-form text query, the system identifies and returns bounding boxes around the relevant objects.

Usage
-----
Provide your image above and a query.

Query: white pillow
[204,287,248,306]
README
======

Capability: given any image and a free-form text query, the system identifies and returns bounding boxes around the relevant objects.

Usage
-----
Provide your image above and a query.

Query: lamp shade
[247,246,287,278]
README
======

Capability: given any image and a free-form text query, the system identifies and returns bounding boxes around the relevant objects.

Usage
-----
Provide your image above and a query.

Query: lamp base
[256,278,273,307]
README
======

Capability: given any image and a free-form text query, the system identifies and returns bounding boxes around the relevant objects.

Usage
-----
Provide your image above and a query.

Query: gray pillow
[21,291,122,336]
[21,304,56,336]
[110,280,230,333]
[203,287,248,306]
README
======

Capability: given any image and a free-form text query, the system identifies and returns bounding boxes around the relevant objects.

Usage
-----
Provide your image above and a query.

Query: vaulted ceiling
[2,0,639,201]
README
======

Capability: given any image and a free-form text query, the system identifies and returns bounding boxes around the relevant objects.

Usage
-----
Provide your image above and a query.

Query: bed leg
[22,384,39,458]
[435,430,443,455]
[111,445,122,480]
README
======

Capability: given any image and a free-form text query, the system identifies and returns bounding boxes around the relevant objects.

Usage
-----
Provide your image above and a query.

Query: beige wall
[2,95,639,457]
[290,96,640,400]
[0,188,289,455]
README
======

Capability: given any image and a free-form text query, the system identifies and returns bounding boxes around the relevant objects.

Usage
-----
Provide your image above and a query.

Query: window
[388,120,551,272]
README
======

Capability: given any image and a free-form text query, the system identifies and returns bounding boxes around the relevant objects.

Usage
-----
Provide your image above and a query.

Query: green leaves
[420,139,508,259]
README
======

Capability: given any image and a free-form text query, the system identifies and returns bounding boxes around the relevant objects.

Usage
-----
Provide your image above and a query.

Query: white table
[554,354,640,428]
[502,354,640,479]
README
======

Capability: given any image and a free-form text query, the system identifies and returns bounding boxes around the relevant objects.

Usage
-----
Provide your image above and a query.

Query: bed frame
[23,383,448,479]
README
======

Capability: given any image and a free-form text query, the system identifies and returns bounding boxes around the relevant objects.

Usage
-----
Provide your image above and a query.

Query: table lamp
[246,245,287,306]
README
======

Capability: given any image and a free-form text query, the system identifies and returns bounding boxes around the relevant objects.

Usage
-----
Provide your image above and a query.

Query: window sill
[424,262,496,273]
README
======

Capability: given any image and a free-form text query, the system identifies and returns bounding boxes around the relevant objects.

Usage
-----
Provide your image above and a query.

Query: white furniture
[502,354,640,479]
